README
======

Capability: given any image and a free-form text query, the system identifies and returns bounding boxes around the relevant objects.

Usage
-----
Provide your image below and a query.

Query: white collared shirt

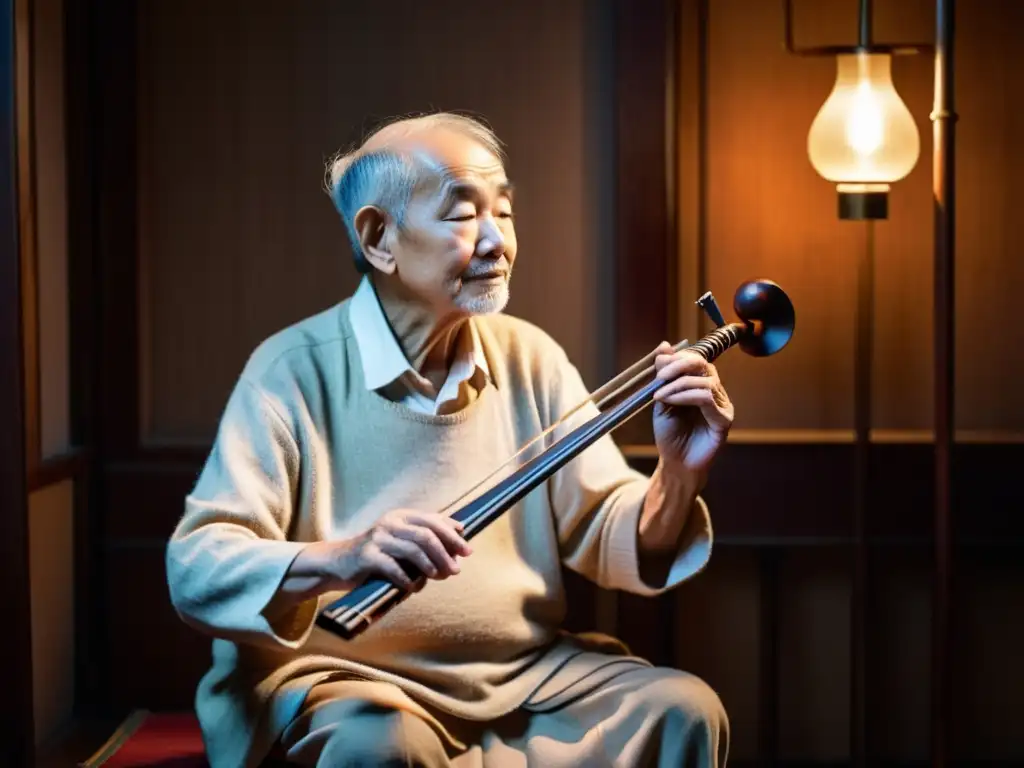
[348,277,491,415]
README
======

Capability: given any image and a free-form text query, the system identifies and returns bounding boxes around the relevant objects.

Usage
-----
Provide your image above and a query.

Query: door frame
[0,0,36,761]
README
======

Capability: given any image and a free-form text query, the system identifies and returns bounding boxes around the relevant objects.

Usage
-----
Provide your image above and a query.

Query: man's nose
[476,217,506,257]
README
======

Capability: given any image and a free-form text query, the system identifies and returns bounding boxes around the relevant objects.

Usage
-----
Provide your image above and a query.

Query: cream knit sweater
[165,299,713,768]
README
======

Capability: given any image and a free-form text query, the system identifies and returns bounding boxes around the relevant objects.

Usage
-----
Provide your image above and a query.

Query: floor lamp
[783,0,955,764]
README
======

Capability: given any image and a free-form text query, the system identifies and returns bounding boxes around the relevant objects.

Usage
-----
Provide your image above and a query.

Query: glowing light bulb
[845,83,884,155]
[807,52,919,194]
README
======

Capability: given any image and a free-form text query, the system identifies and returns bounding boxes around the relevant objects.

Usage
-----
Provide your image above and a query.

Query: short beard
[454,278,510,315]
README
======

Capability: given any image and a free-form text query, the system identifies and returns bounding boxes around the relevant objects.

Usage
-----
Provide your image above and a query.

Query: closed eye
[445,210,514,222]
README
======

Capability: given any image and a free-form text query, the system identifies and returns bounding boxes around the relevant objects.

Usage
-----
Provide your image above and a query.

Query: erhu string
[437,338,691,519]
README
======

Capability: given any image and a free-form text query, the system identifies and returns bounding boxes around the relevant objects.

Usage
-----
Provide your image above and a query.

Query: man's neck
[370,275,465,390]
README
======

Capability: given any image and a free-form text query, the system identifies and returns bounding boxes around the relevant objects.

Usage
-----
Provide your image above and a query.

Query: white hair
[324,112,506,273]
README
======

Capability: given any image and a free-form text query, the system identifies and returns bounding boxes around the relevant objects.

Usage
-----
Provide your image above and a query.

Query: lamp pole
[850,8,876,765]
[931,1,956,764]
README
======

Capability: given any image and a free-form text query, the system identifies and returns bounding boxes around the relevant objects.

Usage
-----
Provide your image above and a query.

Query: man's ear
[354,205,396,275]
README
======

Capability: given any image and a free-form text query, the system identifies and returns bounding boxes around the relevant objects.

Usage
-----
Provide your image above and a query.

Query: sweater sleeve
[545,354,713,596]
[165,376,319,650]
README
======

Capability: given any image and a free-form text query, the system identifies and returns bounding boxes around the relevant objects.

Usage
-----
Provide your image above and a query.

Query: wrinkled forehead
[419,162,514,210]
[408,143,510,203]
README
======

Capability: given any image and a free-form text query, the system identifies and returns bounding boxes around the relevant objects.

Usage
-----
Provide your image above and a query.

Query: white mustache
[463,257,510,279]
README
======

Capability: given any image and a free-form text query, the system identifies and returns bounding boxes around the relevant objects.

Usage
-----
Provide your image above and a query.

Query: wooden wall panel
[867,549,932,760]
[703,0,861,432]
[860,0,936,435]
[102,545,212,712]
[951,556,1024,759]
[671,549,763,762]
[14,0,38,474]
[27,1,76,751]
[953,0,1024,434]
[136,0,615,445]
[32,0,68,459]
[687,0,1024,437]
[28,479,75,748]
[697,0,935,434]
[776,552,853,761]
[612,0,674,380]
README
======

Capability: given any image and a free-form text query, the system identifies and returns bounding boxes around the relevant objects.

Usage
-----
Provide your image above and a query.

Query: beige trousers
[277,658,729,767]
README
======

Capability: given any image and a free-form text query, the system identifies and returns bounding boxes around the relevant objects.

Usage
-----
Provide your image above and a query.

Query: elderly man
[166,112,734,767]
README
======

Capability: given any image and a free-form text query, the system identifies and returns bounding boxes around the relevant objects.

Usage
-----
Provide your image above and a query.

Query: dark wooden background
[6,0,1022,765]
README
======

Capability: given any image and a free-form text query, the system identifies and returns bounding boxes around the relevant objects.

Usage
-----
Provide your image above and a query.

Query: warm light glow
[807,52,919,188]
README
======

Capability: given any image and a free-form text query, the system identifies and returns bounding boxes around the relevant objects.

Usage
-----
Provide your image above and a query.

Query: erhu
[316,279,796,640]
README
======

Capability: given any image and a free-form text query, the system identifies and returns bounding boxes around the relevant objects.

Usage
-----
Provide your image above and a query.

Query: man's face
[386,133,517,317]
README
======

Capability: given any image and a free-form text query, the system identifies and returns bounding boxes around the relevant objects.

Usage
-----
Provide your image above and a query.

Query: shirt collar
[349,276,491,392]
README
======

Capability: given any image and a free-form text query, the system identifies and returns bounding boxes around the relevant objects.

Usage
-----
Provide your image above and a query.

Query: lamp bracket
[783,0,934,58]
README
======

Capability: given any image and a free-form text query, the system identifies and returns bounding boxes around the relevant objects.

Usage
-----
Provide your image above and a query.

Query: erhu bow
[316,279,796,640]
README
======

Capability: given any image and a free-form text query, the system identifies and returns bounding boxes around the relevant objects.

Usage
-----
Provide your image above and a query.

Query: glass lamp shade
[807,52,920,189]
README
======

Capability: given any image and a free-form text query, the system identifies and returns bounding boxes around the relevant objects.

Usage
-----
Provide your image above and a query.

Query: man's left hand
[650,341,734,474]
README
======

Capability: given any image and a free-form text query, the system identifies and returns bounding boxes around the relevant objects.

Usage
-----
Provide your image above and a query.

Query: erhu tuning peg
[695,291,726,328]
